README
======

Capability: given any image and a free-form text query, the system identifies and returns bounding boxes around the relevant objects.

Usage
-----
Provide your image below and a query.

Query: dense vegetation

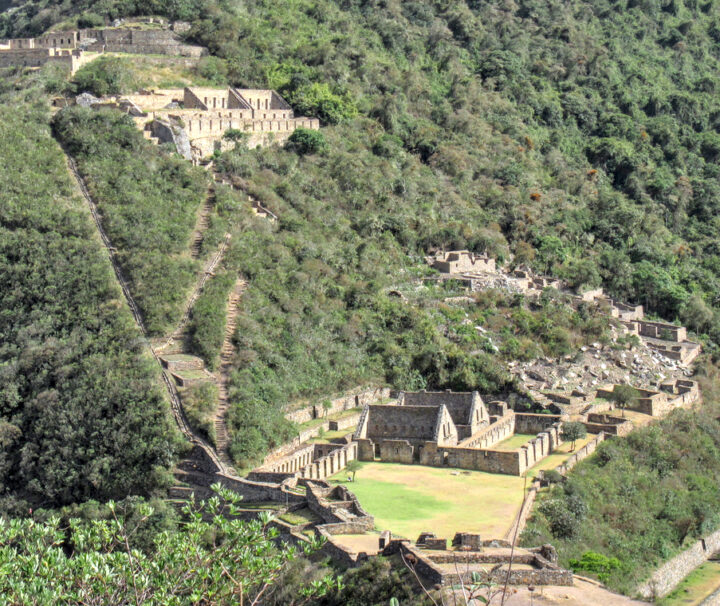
[5,0,720,595]
[521,373,720,593]
[52,107,207,335]
[1,486,336,605]
[0,81,178,514]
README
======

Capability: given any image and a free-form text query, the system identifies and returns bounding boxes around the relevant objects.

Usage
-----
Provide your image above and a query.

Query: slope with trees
[0,78,179,514]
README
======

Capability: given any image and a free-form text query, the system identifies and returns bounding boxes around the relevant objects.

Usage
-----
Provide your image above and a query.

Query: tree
[561,421,587,451]
[321,400,332,418]
[610,384,639,418]
[223,128,248,149]
[346,460,362,481]
[286,128,328,155]
[0,485,333,605]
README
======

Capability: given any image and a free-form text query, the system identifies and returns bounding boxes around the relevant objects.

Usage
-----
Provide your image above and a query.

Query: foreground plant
[0,484,332,605]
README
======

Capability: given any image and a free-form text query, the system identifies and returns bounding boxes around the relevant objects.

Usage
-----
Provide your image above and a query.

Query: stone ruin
[0,23,205,73]
[383,533,573,587]
[353,390,564,476]
[91,86,320,162]
[430,251,702,367]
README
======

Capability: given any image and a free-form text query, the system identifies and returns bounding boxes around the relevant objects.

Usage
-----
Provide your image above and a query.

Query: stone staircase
[190,192,214,259]
[214,279,247,466]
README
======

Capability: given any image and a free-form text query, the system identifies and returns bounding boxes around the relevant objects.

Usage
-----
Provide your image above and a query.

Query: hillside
[3,0,720,600]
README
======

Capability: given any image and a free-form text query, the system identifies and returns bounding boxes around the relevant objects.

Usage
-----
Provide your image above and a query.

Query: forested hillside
[3,0,720,599]
[0,78,179,514]
[8,0,720,463]
[3,0,720,342]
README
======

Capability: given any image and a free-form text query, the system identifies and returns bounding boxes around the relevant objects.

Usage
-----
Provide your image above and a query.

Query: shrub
[286,128,328,155]
[569,552,622,583]
[71,56,139,97]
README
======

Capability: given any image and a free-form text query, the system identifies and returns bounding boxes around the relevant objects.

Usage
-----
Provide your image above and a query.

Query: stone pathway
[214,279,247,466]
[190,191,214,258]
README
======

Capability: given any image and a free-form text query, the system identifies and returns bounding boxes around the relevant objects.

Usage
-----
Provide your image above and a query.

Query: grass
[492,434,537,451]
[526,434,597,479]
[309,429,354,442]
[658,561,720,606]
[329,462,528,540]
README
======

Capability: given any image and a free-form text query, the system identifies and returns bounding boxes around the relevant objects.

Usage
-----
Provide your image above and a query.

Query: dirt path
[156,232,231,354]
[213,279,247,467]
[65,152,229,476]
[190,192,214,259]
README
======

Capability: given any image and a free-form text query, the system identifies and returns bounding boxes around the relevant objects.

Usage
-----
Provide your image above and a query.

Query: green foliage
[523,408,720,593]
[610,384,640,415]
[286,127,328,155]
[71,55,140,97]
[568,552,622,584]
[561,421,587,450]
[187,270,235,369]
[76,12,104,28]
[0,485,334,604]
[285,82,358,124]
[52,106,207,335]
[180,381,218,444]
[0,89,177,513]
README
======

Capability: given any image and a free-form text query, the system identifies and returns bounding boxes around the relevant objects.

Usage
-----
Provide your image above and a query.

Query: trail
[214,279,247,466]
[156,230,231,354]
[65,153,229,476]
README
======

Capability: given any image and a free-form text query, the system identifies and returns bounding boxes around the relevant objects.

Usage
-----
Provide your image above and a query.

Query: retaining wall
[637,527,720,599]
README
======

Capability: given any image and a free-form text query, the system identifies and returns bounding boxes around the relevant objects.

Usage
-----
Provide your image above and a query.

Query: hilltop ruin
[0,21,204,73]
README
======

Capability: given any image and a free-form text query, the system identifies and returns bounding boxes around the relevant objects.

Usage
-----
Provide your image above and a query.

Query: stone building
[0,24,204,73]
[124,86,320,161]
[354,390,564,475]
[432,250,495,274]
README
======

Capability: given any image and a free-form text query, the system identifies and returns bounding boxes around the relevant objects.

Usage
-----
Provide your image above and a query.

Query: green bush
[286,128,328,155]
[0,89,178,513]
[71,56,139,97]
[569,552,622,583]
[52,106,207,335]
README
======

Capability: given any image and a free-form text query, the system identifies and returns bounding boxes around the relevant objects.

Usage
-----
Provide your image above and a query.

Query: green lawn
[658,561,720,606]
[526,434,596,480]
[493,434,536,451]
[329,462,528,540]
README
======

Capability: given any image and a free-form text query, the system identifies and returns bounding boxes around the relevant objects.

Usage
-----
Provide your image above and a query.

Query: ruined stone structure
[117,87,320,161]
[430,251,702,366]
[0,24,204,73]
[354,390,564,475]
[384,535,573,587]
[249,441,359,482]
[595,378,700,417]
[431,250,495,274]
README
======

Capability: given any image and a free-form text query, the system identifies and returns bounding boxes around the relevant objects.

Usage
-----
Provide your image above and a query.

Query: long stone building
[124,87,320,161]
[0,24,205,72]
[354,390,564,475]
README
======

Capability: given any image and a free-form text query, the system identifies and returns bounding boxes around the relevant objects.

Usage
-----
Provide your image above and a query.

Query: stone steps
[212,279,247,467]
[190,194,214,259]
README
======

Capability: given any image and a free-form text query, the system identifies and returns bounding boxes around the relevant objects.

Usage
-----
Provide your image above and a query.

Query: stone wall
[285,386,391,425]
[514,413,564,434]
[554,432,606,475]
[329,413,361,431]
[584,414,634,436]
[458,411,515,448]
[637,527,720,599]
[399,389,487,438]
[637,320,687,342]
[365,405,441,441]
[255,442,358,482]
